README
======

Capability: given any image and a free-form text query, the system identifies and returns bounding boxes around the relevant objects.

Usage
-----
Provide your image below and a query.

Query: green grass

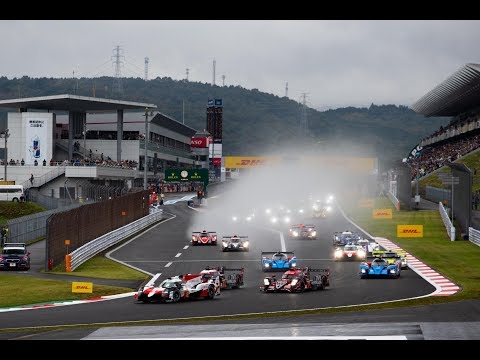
[0,273,133,308]
[0,201,46,225]
[341,196,480,300]
[48,256,149,281]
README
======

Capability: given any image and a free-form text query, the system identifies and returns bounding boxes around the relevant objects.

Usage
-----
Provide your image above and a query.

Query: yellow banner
[72,282,93,293]
[358,198,374,208]
[0,181,15,185]
[224,156,279,168]
[373,208,393,219]
[397,225,423,238]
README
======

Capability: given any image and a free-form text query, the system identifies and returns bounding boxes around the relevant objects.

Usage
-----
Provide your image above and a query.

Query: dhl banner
[358,198,374,208]
[397,225,423,238]
[373,208,393,219]
[72,282,93,293]
[225,156,280,168]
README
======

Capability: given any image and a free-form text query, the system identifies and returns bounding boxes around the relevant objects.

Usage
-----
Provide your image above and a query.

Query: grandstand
[408,63,480,235]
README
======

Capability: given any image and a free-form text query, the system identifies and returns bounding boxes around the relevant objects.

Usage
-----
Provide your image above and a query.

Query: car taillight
[22,255,29,260]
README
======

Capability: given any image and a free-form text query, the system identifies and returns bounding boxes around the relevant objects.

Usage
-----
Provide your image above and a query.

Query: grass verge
[0,273,132,308]
[341,196,480,300]
[48,256,149,281]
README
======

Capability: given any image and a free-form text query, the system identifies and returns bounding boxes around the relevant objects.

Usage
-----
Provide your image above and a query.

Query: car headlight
[243,241,249,247]
[292,231,298,237]
[299,209,304,213]
[232,216,238,222]
[271,217,278,223]
[390,269,396,274]
[361,269,366,273]
[264,263,270,268]
[335,250,343,258]
[357,250,366,257]
[265,209,271,214]
[246,216,252,222]
[313,205,319,211]
[311,231,316,236]
[222,241,228,247]
[284,217,290,223]
[326,206,332,212]
[291,279,298,286]
[264,278,270,286]
[291,262,297,267]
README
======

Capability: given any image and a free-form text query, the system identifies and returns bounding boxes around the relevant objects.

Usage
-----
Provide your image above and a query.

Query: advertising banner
[224,156,280,168]
[71,282,93,293]
[357,198,374,208]
[372,208,393,219]
[25,117,47,165]
[213,158,222,166]
[397,225,423,238]
[191,137,209,148]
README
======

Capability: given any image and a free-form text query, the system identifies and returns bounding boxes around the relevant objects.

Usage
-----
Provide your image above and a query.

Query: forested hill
[0,76,450,169]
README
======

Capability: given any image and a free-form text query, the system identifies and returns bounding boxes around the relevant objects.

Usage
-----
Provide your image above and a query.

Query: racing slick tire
[205,285,216,299]
[170,289,181,303]
[318,276,328,290]
[297,281,306,293]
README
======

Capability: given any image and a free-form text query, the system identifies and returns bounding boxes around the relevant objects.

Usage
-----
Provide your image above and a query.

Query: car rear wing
[222,236,248,238]
[192,231,216,234]
[261,251,295,257]
[373,249,405,258]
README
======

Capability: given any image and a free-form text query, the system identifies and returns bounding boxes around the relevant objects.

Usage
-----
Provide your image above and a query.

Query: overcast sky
[1,20,479,110]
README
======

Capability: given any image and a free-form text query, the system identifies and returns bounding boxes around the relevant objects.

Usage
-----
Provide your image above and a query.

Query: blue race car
[359,257,401,278]
[261,251,297,272]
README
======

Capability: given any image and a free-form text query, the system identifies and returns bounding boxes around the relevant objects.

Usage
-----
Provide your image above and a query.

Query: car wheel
[170,289,181,303]
[205,285,215,299]
[297,281,305,292]
[311,284,318,291]
[142,298,151,303]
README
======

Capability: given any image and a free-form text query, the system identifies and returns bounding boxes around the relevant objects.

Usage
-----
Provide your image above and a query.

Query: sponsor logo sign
[224,156,279,168]
[72,282,93,293]
[373,208,392,219]
[358,198,374,208]
[191,137,209,148]
[397,225,423,238]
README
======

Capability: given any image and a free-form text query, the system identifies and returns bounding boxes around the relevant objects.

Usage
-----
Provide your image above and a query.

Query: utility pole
[222,75,225,87]
[144,57,149,81]
[285,82,288,98]
[1,129,9,181]
[186,68,189,81]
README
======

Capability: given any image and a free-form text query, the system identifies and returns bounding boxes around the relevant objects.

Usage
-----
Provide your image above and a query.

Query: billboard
[397,225,423,238]
[224,156,280,168]
[191,137,210,148]
[25,116,48,165]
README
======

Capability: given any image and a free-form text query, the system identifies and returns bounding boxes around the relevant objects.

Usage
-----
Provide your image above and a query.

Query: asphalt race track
[0,181,437,334]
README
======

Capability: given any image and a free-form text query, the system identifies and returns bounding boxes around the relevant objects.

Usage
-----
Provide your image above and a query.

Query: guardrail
[468,227,480,247]
[387,191,400,210]
[439,201,455,241]
[69,209,167,271]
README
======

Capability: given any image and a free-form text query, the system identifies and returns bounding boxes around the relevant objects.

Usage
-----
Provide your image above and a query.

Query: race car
[356,238,381,255]
[289,224,317,239]
[334,243,366,261]
[373,249,408,269]
[221,235,250,252]
[332,231,363,247]
[200,266,245,289]
[191,230,217,246]
[261,251,297,272]
[359,257,401,278]
[134,272,221,303]
[261,267,330,292]
[312,201,329,218]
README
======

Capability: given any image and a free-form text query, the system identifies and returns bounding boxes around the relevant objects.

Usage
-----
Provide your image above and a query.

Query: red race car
[260,267,330,293]
[191,230,217,246]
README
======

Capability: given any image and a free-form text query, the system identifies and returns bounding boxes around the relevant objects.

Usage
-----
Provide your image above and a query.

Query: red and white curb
[374,237,460,296]
[0,292,136,313]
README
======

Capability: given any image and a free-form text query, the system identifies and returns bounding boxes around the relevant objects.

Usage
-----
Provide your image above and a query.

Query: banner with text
[373,208,393,219]
[397,225,423,238]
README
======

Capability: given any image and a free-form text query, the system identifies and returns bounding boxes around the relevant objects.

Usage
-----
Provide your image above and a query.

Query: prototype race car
[134,272,221,303]
[359,257,401,278]
[261,251,297,272]
[373,249,408,269]
[312,201,330,218]
[334,243,366,261]
[356,238,381,255]
[289,224,317,239]
[261,267,330,292]
[200,266,245,289]
[333,231,363,246]
[191,230,217,246]
[221,235,249,252]
[0,243,31,271]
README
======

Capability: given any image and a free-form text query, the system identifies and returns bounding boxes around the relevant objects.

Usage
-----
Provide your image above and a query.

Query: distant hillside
[0,76,450,170]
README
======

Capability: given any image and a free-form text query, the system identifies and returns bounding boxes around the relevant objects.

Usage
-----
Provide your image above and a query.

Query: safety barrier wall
[439,201,456,241]
[387,191,400,210]
[69,209,167,271]
[468,227,480,247]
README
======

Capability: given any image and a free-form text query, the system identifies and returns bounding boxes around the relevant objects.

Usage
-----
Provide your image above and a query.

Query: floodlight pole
[1,129,9,181]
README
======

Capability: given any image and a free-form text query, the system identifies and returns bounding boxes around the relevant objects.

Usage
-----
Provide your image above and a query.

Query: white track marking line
[183,246,189,250]
[175,253,182,258]
[165,262,172,267]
